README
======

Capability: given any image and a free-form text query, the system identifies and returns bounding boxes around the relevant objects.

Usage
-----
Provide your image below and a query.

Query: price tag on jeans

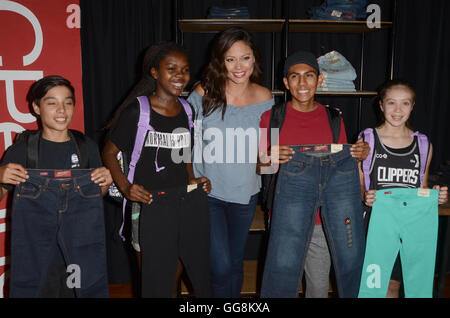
[417,188,430,197]
[331,144,343,153]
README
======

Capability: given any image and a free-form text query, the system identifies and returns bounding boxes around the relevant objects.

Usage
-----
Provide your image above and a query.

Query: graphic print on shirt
[71,153,80,168]
[144,130,191,149]
[370,130,421,189]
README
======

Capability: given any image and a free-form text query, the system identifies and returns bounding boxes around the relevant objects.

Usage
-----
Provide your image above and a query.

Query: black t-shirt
[110,97,193,191]
[369,129,421,190]
[0,133,102,192]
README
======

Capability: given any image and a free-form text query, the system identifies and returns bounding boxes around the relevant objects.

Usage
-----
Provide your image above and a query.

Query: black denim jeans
[140,183,211,298]
[10,169,109,298]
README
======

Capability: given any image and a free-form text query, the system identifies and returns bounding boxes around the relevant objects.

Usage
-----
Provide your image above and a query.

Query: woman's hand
[433,185,448,205]
[189,176,211,194]
[364,189,377,207]
[350,140,370,161]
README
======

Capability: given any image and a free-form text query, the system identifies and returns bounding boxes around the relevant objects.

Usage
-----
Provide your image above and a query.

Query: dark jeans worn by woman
[208,193,258,298]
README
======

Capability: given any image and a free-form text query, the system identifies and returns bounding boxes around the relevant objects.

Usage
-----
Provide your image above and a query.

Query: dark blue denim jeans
[261,145,365,298]
[208,193,258,298]
[10,169,109,298]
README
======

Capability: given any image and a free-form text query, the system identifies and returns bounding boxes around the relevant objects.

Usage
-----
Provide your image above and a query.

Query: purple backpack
[115,96,194,240]
[359,128,430,191]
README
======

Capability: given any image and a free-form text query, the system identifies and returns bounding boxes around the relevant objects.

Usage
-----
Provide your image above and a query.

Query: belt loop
[43,178,50,191]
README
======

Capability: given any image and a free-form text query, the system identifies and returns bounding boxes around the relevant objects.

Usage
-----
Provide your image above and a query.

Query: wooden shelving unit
[178,19,285,33]
[288,19,392,33]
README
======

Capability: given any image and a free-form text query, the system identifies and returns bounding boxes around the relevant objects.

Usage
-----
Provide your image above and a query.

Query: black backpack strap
[261,102,287,213]
[69,130,90,168]
[19,130,41,169]
[324,105,342,144]
[269,102,287,135]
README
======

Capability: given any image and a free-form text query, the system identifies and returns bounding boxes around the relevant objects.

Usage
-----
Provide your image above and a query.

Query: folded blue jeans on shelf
[308,0,367,21]
[318,51,357,81]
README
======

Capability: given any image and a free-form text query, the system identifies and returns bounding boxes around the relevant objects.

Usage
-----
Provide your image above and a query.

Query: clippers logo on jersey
[71,153,80,168]
[377,167,419,187]
[144,131,190,149]
[372,146,420,189]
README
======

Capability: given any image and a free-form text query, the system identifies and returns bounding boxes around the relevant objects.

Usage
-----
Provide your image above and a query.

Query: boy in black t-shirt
[0,75,112,198]
[0,75,112,297]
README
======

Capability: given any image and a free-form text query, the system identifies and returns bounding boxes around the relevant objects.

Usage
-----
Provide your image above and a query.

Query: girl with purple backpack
[357,79,447,297]
[102,42,211,297]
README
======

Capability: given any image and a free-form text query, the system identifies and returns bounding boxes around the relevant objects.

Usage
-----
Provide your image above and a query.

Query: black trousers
[140,183,211,298]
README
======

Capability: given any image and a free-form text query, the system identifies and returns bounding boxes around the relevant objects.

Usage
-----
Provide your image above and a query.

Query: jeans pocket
[334,158,357,175]
[282,161,309,177]
[77,183,101,199]
[17,183,43,199]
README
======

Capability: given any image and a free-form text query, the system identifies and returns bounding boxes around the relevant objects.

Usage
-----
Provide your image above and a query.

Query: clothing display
[10,169,109,298]
[308,0,367,21]
[207,6,249,19]
[317,51,357,92]
[139,183,210,298]
[261,144,365,298]
[358,188,439,298]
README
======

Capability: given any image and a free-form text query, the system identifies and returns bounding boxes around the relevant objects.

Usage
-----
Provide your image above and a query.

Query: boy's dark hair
[27,75,75,107]
[201,27,263,119]
[105,41,187,138]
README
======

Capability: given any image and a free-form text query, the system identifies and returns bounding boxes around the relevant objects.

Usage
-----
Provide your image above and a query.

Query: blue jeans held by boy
[261,145,365,298]
[10,169,109,298]
[208,193,258,298]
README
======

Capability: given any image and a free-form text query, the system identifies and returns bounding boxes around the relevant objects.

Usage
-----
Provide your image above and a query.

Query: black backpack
[15,129,90,169]
[260,102,342,212]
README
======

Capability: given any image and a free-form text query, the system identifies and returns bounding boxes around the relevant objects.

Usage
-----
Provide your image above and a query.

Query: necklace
[153,92,178,104]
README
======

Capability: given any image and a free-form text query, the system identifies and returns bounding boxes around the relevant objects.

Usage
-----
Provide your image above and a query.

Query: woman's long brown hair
[201,27,263,119]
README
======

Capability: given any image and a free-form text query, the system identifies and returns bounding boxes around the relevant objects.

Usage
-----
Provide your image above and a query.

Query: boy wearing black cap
[259,50,368,298]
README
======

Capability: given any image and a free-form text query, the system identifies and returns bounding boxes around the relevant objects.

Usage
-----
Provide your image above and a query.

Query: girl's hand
[189,176,211,194]
[350,140,370,161]
[0,163,28,185]
[91,167,113,188]
[364,189,377,207]
[433,185,448,205]
[125,184,152,204]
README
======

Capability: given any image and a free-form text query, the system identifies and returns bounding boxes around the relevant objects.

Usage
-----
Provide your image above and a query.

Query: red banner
[0,0,84,297]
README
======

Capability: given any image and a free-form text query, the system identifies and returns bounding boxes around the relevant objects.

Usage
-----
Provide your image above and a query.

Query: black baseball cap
[283,50,319,77]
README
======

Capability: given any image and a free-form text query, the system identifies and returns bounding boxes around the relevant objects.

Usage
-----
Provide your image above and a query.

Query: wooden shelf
[315,91,377,96]
[178,19,392,34]
[179,19,285,33]
[181,90,376,97]
[288,19,392,33]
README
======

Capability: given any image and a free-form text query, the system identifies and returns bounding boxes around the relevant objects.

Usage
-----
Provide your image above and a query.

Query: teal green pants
[358,188,439,298]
